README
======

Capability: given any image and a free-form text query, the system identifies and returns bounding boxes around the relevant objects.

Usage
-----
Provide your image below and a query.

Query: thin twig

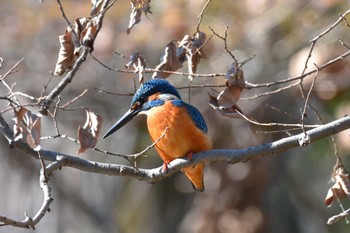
[94,87,134,96]
[92,54,227,78]
[196,0,213,32]
[60,89,88,108]
[56,0,72,26]
[235,111,320,129]
[310,9,350,42]
[244,49,350,89]
[208,26,238,63]
[92,147,134,165]
[0,58,24,106]
[301,64,319,133]
[128,127,169,159]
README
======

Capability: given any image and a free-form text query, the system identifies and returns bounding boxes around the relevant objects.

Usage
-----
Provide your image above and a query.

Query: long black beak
[103,108,140,139]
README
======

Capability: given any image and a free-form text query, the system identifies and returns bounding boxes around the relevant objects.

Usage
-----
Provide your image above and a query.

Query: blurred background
[0,0,350,232]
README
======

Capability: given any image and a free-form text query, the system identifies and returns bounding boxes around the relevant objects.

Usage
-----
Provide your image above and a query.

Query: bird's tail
[182,163,204,192]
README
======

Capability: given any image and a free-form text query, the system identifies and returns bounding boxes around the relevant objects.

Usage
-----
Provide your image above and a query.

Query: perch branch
[1,113,350,184]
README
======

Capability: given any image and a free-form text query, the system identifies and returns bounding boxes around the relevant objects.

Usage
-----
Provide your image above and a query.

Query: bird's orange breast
[146,101,212,163]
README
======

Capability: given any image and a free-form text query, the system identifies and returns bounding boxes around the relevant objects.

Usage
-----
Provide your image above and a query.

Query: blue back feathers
[172,100,208,134]
[133,78,208,134]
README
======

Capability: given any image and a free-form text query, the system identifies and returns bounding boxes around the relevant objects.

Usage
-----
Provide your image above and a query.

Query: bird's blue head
[130,78,181,109]
[103,78,181,138]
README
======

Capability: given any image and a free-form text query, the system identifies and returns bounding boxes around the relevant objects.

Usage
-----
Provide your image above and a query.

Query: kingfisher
[103,78,212,191]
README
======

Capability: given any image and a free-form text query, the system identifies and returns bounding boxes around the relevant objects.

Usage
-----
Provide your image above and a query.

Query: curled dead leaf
[176,31,207,80]
[209,63,245,116]
[208,94,243,118]
[25,113,42,151]
[151,31,207,80]
[125,50,146,84]
[13,107,27,141]
[80,18,98,51]
[225,62,245,88]
[152,42,182,79]
[77,109,103,154]
[54,17,98,76]
[187,31,206,80]
[176,35,191,63]
[13,107,42,151]
[54,30,79,76]
[324,167,350,207]
[127,0,152,35]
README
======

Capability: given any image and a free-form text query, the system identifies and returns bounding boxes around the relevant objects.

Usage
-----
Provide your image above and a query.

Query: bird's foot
[162,161,170,172]
[187,152,194,162]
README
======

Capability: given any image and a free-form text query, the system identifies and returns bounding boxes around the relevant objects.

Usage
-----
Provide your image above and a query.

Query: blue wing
[171,100,208,134]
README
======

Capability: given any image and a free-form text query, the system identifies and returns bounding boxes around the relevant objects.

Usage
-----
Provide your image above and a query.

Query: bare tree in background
[0,0,350,231]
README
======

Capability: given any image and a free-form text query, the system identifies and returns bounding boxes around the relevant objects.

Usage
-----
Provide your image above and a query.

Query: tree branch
[39,0,112,115]
[0,157,53,229]
[327,207,350,225]
[1,113,350,184]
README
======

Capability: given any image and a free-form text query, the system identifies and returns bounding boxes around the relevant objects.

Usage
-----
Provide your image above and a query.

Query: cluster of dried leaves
[54,17,99,76]
[127,0,151,35]
[122,28,246,117]
[54,0,151,76]
[123,30,209,84]
[152,31,207,80]
[13,107,102,155]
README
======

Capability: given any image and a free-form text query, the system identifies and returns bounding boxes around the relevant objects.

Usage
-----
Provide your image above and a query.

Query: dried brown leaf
[338,173,350,195]
[131,0,151,11]
[216,86,242,109]
[127,0,151,35]
[25,113,41,151]
[208,93,242,118]
[54,30,78,76]
[77,109,103,154]
[80,17,98,51]
[225,63,245,88]
[209,63,245,116]
[176,35,191,63]
[186,31,206,80]
[125,51,146,83]
[324,168,350,206]
[324,183,347,206]
[13,107,28,141]
[54,17,98,76]
[152,42,182,79]
[13,108,42,150]
[13,124,23,142]
[14,107,27,125]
